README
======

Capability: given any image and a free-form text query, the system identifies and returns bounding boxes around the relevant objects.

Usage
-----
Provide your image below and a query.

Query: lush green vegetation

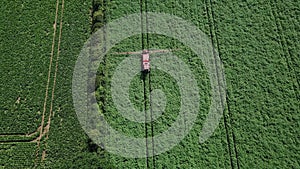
[43,0,99,167]
[0,143,36,168]
[212,1,299,167]
[0,0,57,168]
[94,0,299,168]
[0,0,54,134]
[0,0,299,168]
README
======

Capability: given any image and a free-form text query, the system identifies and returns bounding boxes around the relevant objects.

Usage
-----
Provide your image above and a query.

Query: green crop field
[0,0,299,168]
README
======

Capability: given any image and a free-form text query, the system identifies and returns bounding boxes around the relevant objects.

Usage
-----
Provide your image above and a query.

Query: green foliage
[51,151,114,169]
[212,0,300,168]
[91,0,108,33]
[0,0,54,134]
[0,0,299,168]
[95,0,300,168]
[93,10,104,22]
[0,143,36,168]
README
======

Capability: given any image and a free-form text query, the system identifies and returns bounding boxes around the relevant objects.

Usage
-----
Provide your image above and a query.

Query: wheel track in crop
[140,0,155,168]
[268,0,300,101]
[145,1,156,168]
[42,0,65,163]
[33,0,64,167]
[205,0,240,169]
[0,127,41,145]
[0,127,41,138]
[148,69,156,169]
[139,0,149,167]
[35,0,60,146]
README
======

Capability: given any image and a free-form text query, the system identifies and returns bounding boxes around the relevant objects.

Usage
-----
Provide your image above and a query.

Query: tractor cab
[142,50,150,72]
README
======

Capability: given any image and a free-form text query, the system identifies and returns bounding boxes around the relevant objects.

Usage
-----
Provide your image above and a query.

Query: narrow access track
[41,0,65,162]
[34,0,64,167]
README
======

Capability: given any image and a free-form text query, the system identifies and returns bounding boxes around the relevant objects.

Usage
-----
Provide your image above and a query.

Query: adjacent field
[0,0,62,168]
[0,0,91,168]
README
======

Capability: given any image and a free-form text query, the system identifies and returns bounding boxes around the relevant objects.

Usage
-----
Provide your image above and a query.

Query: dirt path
[40,0,65,163]
[31,125,49,143]
[34,0,61,166]
[26,126,42,137]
